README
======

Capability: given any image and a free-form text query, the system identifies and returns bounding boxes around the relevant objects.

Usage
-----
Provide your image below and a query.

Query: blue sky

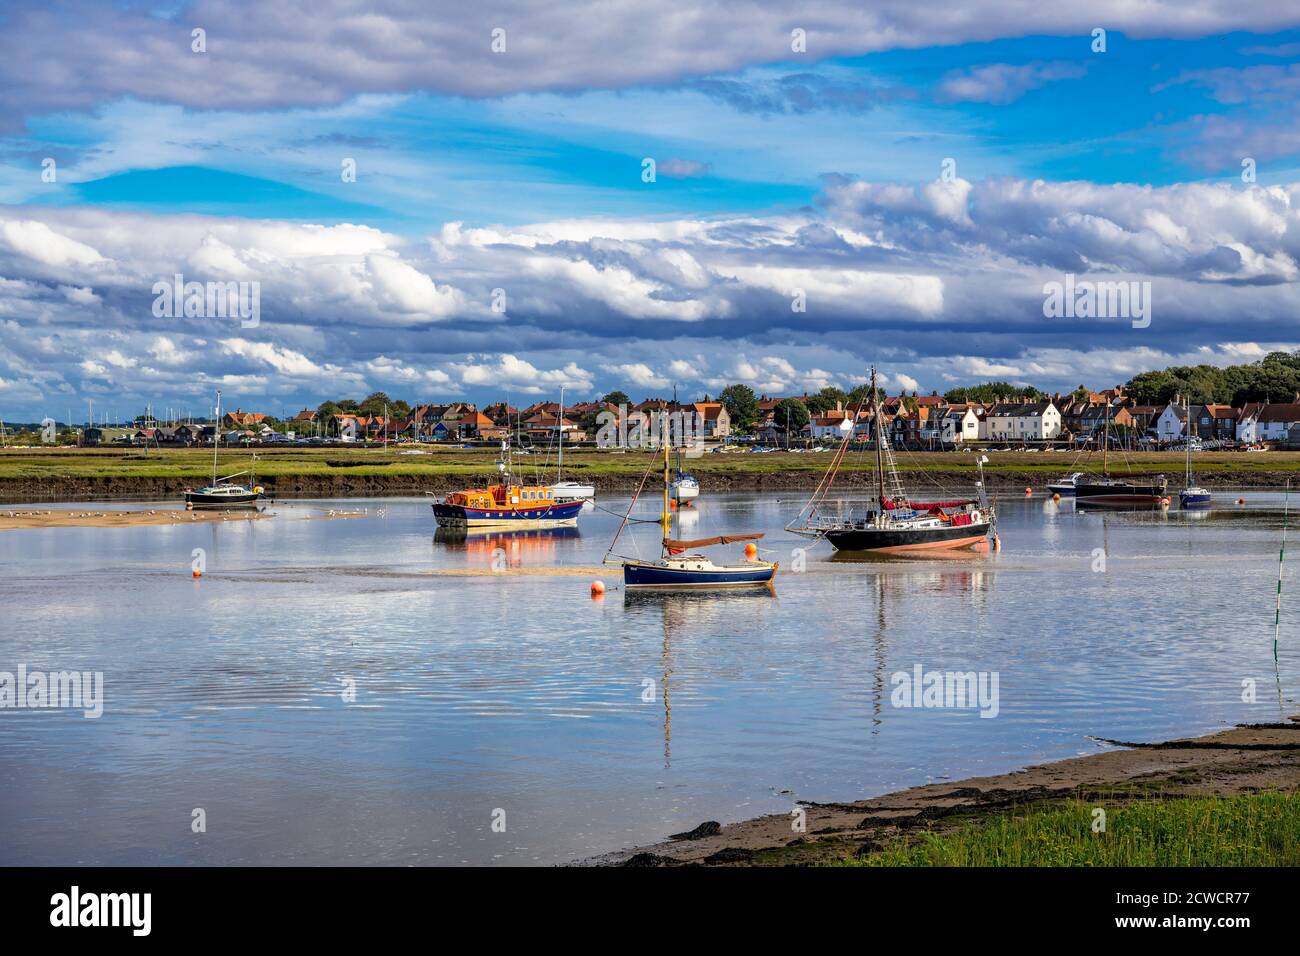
[12,29,1300,226]
[2,2,1300,420]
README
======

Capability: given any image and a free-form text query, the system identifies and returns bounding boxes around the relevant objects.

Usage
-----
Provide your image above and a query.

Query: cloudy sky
[3,1,1300,421]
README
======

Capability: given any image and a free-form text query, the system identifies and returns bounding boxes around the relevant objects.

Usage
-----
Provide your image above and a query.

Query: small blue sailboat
[605,419,775,589]
[1178,398,1212,510]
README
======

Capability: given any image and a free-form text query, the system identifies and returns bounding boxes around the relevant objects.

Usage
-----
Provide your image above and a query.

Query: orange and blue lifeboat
[432,483,583,529]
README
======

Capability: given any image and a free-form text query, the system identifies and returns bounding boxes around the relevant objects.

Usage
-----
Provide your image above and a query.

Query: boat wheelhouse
[1046,472,1084,495]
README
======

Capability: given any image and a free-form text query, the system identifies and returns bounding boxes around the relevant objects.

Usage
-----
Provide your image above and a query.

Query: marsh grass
[847,792,1300,867]
[3,446,1300,483]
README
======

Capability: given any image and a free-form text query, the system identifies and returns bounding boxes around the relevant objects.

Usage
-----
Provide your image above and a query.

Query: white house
[808,409,855,440]
[946,405,982,447]
[985,401,1062,442]
[1154,403,1187,443]
[937,404,984,444]
[1240,403,1300,442]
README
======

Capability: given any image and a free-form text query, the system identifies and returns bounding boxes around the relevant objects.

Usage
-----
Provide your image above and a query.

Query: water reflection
[3,492,1298,866]
[623,589,777,767]
[433,526,581,566]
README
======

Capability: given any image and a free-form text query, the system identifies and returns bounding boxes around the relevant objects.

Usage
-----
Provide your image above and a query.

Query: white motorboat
[548,480,596,502]
[670,471,699,504]
[1046,472,1084,495]
[544,385,596,502]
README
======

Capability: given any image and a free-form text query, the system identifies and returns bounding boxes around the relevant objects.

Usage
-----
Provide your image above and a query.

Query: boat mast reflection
[623,588,776,766]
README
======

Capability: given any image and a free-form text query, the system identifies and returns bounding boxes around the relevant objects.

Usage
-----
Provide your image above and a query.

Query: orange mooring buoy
[744,542,758,559]
[192,569,202,578]
[1024,487,1032,496]
[1052,493,1061,502]
[590,580,606,598]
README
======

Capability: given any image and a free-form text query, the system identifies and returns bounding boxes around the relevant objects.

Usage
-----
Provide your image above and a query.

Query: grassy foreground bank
[848,792,1298,867]
[6,446,1300,500]
[608,722,1300,867]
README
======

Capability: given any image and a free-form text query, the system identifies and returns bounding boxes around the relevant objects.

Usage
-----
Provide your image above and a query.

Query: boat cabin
[444,484,559,510]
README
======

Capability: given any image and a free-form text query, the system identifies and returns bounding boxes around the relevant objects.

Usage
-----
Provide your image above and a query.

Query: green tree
[847,383,875,408]
[805,386,847,415]
[944,381,1040,404]
[772,398,810,438]
[601,390,630,407]
[359,391,394,418]
[719,383,760,432]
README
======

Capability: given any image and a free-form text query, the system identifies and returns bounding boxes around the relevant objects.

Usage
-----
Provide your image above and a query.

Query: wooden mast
[872,367,886,507]
[661,411,671,536]
[211,389,221,486]
[1102,400,1110,477]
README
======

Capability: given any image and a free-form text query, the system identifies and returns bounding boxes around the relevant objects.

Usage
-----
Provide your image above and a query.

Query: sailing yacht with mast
[1074,402,1168,506]
[1179,398,1211,509]
[545,385,595,502]
[667,386,699,505]
[605,416,776,588]
[183,390,264,508]
[787,368,994,552]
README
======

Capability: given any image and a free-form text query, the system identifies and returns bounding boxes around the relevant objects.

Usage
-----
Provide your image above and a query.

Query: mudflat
[601,720,1300,866]
[0,508,266,531]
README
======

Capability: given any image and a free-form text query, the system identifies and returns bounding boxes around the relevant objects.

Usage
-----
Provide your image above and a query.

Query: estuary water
[1,492,1297,865]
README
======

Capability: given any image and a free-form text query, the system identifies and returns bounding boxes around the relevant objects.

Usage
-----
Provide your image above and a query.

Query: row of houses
[785,390,1300,447]
[105,388,1300,448]
[286,397,733,443]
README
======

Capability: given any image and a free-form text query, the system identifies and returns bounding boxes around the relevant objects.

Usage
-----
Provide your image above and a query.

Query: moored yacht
[787,367,994,553]
[1073,403,1168,507]
[543,385,597,502]
[605,422,774,589]
[670,470,699,505]
[184,390,264,509]
[1046,472,1084,495]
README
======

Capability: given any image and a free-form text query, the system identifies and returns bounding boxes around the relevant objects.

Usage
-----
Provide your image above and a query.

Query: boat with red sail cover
[605,419,776,588]
[786,367,995,553]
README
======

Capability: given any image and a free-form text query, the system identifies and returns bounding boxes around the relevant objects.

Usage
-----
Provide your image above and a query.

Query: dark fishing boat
[1073,402,1168,507]
[605,418,775,589]
[184,389,264,509]
[787,367,994,553]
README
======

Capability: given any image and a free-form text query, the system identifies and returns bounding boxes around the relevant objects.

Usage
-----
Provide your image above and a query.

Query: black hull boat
[184,485,263,509]
[825,515,990,553]
[1074,477,1167,507]
[185,389,263,509]
[786,366,996,556]
[1073,404,1169,509]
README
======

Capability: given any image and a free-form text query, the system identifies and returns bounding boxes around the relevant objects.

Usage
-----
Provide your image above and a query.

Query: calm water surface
[2,492,1297,864]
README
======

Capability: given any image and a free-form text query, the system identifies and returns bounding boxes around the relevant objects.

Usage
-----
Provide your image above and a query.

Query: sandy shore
[598,720,1300,866]
[0,508,267,531]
